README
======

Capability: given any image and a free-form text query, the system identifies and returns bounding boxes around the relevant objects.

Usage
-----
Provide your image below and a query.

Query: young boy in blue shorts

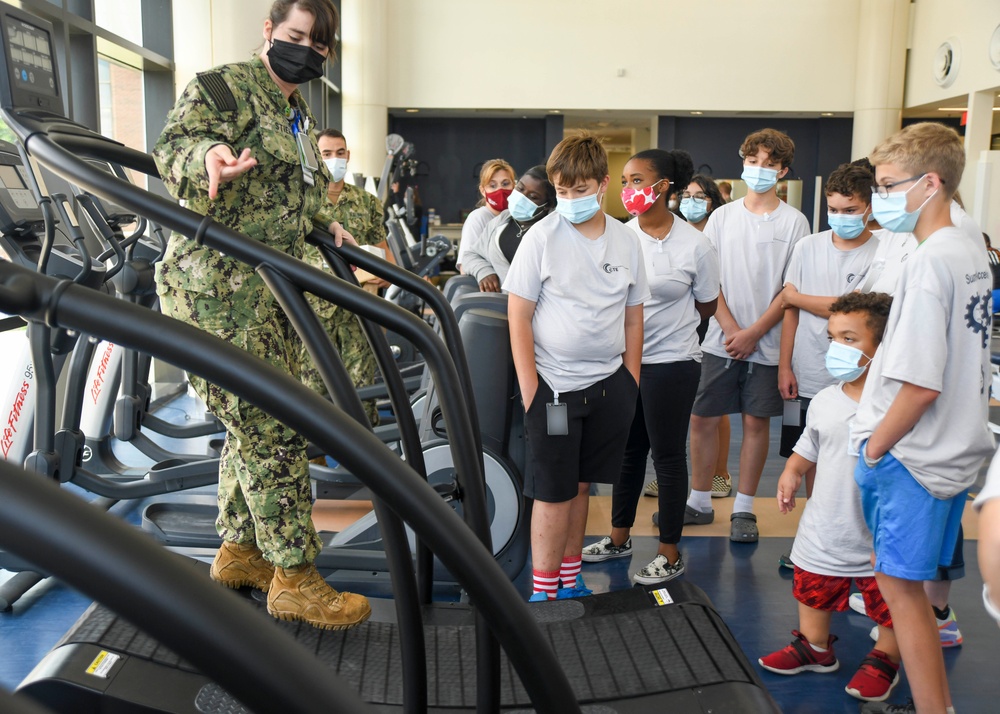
[761,292,899,704]
[504,132,649,600]
[850,123,995,714]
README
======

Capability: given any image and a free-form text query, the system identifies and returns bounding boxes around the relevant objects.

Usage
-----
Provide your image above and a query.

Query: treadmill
[0,6,780,712]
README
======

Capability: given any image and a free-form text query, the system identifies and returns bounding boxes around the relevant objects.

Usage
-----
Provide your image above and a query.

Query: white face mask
[324,157,348,183]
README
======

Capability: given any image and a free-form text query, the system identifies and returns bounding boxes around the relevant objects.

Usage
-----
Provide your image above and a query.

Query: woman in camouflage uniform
[153,0,370,631]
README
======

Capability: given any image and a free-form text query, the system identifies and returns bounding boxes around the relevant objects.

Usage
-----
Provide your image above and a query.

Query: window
[94,0,142,47]
[97,56,146,189]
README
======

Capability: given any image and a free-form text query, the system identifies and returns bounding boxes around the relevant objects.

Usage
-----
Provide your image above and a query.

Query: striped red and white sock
[560,555,582,588]
[532,569,559,599]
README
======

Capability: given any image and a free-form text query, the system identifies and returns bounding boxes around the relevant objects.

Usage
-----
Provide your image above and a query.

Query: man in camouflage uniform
[300,128,387,426]
[152,0,370,631]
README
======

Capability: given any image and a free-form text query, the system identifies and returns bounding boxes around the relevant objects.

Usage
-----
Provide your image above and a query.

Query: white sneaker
[849,592,867,616]
[632,553,685,585]
[581,536,632,563]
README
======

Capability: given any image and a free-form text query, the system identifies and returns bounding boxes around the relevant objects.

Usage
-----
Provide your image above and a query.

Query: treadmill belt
[52,586,762,709]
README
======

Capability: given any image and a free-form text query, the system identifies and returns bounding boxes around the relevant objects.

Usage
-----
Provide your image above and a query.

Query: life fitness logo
[90,342,115,405]
[2,362,33,459]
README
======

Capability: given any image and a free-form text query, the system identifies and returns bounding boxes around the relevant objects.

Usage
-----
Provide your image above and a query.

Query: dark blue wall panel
[388,117,548,224]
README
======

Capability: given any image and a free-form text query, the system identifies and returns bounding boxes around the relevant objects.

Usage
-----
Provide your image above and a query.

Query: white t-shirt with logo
[627,217,719,364]
[863,202,981,295]
[702,198,810,365]
[790,383,873,577]
[862,229,916,295]
[785,230,880,398]
[503,212,651,393]
[849,226,996,498]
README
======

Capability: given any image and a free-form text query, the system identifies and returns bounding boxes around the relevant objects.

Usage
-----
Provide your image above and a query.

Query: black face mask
[267,37,326,85]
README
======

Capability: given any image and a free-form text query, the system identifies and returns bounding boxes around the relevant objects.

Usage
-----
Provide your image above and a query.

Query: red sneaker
[845,649,900,702]
[758,630,839,675]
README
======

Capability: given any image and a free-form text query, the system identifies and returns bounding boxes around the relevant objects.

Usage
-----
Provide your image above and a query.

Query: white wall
[171,0,273,96]
[904,0,1000,109]
[384,0,861,112]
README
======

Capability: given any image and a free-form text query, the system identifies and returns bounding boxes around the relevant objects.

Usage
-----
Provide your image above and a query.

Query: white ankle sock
[808,641,828,652]
[733,492,755,514]
[687,489,712,513]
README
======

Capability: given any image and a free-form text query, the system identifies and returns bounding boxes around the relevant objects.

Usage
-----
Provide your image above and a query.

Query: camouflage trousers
[159,287,322,568]
[300,300,380,427]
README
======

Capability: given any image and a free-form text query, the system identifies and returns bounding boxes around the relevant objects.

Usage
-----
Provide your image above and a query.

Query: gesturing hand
[206,145,258,200]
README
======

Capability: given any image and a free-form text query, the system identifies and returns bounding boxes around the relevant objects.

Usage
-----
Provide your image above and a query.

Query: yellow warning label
[85,650,120,678]
[651,588,674,606]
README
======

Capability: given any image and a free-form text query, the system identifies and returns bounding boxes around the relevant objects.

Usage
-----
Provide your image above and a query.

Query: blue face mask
[508,189,544,222]
[742,165,780,194]
[556,191,602,224]
[324,157,348,183]
[828,212,868,240]
[825,341,872,382]
[681,197,708,223]
[871,176,936,234]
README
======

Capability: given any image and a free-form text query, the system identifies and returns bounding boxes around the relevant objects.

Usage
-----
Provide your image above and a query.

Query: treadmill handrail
[0,259,579,714]
[0,459,373,714]
[18,130,492,554]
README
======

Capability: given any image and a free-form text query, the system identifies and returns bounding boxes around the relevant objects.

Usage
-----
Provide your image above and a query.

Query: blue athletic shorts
[853,443,966,582]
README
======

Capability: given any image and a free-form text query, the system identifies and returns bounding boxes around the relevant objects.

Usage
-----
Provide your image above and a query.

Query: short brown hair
[547,132,608,186]
[869,122,965,197]
[829,292,893,344]
[478,159,517,190]
[740,128,795,169]
[825,162,874,203]
[270,0,339,59]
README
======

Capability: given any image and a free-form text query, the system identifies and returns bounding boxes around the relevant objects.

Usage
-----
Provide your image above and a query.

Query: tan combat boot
[267,563,372,630]
[210,541,275,592]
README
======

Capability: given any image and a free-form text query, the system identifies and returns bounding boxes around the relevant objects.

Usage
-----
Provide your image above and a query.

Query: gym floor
[1,416,998,713]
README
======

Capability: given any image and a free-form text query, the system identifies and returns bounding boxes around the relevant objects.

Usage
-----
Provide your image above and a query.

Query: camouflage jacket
[153,56,334,314]
[303,182,386,268]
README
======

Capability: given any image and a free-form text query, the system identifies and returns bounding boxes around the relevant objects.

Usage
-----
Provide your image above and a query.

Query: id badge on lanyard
[289,108,318,186]
[546,391,568,436]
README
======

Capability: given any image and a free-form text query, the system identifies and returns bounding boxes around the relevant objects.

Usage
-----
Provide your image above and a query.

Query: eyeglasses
[871,174,927,199]
[681,192,709,201]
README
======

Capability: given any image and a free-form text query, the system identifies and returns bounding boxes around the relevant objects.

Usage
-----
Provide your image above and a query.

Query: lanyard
[286,106,317,186]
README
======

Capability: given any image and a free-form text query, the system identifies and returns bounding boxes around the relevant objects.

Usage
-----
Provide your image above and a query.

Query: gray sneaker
[730,512,759,542]
[681,505,714,526]
[581,536,632,562]
[633,553,685,585]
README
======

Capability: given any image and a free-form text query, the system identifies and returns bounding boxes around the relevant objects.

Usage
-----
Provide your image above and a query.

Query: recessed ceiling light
[820,112,835,117]
[690,111,703,115]
[548,109,561,114]
[405,108,419,113]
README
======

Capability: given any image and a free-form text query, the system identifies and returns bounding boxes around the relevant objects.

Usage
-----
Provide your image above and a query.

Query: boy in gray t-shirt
[849,123,995,714]
[505,133,649,602]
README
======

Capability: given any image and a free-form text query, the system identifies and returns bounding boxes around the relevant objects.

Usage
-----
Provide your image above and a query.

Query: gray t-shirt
[702,198,810,365]
[503,212,650,393]
[628,217,719,364]
[457,205,495,272]
[863,202,981,295]
[790,383,874,577]
[975,444,1000,509]
[463,210,514,284]
[786,230,880,398]
[849,226,996,498]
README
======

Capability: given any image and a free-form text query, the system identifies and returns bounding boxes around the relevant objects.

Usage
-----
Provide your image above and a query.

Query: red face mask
[620,179,666,217]
[484,187,512,211]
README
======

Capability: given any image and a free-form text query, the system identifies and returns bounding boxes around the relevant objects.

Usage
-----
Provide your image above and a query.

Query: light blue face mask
[324,157,348,183]
[556,191,602,224]
[825,340,872,382]
[681,197,708,223]
[871,176,936,234]
[828,212,868,240]
[508,189,544,222]
[742,165,780,194]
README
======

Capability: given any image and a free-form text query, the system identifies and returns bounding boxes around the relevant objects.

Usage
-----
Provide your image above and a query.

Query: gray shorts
[691,353,783,418]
